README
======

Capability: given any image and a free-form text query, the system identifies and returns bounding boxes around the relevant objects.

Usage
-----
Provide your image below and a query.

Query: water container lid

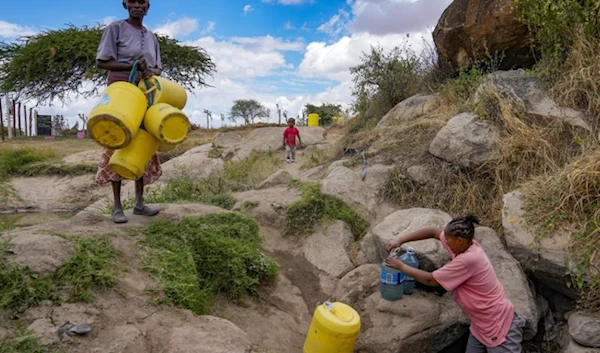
[316,301,361,333]
[407,247,415,253]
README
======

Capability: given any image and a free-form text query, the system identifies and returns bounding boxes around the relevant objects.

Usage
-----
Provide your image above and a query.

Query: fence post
[29,107,32,137]
[23,104,27,136]
[11,99,15,138]
[17,102,21,137]
[0,97,4,141]
[33,110,38,136]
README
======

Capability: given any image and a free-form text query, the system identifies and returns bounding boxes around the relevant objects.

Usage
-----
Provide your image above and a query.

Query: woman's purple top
[96,20,162,85]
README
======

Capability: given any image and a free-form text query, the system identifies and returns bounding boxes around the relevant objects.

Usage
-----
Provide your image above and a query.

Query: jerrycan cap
[406,247,416,253]
[323,301,355,323]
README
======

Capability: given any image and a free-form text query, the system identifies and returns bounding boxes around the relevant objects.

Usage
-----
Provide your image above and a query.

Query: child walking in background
[283,118,302,163]
[385,215,526,353]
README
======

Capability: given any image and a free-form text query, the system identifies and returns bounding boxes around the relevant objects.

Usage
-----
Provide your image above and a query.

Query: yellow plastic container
[303,301,361,353]
[139,76,187,110]
[143,103,190,147]
[109,129,159,180]
[157,141,177,153]
[308,113,319,127]
[88,82,148,149]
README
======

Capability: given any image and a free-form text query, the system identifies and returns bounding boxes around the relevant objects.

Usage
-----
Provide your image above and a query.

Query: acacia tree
[230,99,270,125]
[0,25,216,103]
[350,44,422,120]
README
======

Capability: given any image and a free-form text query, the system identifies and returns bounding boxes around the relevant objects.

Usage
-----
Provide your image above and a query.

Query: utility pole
[220,113,225,128]
[203,109,212,129]
[6,97,12,139]
[276,103,282,126]
[0,97,4,141]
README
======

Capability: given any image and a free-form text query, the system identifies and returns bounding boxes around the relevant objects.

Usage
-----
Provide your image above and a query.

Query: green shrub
[0,149,54,181]
[139,213,278,314]
[283,183,369,240]
[146,175,236,210]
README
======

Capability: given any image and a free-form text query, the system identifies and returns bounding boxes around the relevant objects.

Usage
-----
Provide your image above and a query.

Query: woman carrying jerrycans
[385,215,526,353]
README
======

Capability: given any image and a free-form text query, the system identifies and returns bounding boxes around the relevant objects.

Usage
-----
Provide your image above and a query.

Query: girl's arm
[97,59,132,72]
[385,257,440,287]
[387,227,443,252]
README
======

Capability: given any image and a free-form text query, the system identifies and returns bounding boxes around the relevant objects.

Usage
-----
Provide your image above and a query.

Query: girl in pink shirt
[385,215,526,353]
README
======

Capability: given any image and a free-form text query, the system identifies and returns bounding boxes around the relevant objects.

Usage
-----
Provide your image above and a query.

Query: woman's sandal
[133,206,159,217]
[112,210,128,224]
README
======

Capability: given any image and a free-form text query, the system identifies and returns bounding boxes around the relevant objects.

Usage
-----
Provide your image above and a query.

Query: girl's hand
[385,257,404,270]
[141,68,155,79]
[387,239,403,253]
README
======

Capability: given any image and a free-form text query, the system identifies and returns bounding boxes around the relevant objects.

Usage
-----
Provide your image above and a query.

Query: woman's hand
[384,256,404,271]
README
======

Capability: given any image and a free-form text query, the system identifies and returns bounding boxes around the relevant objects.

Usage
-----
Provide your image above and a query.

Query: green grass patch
[208,147,224,158]
[0,236,120,311]
[0,148,96,180]
[139,213,278,315]
[302,148,328,170]
[222,150,281,191]
[283,183,369,240]
[146,175,236,210]
[0,329,62,353]
[241,201,259,212]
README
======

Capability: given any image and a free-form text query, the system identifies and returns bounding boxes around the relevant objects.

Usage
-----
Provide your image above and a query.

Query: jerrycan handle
[129,59,154,106]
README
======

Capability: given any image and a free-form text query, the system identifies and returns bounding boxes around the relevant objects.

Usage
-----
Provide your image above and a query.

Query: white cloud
[317,10,350,36]
[298,31,432,81]
[101,16,116,26]
[154,17,198,38]
[348,0,452,35]
[243,5,253,14]
[203,21,216,34]
[283,21,295,30]
[229,35,304,52]
[0,20,37,38]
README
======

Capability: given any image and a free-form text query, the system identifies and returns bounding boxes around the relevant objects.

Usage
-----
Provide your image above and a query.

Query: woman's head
[444,215,480,254]
[122,0,150,20]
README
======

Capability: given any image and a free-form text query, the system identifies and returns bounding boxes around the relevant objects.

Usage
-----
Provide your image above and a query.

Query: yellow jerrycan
[139,76,187,110]
[88,82,148,149]
[308,113,319,127]
[108,129,159,180]
[304,301,361,353]
[143,103,190,147]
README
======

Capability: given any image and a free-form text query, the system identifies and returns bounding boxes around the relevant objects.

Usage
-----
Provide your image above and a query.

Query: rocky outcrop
[321,166,376,219]
[257,170,292,189]
[433,0,532,70]
[476,227,539,340]
[4,232,74,274]
[224,127,327,160]
[232,186,302,229]
[160,144,223,181]
[476,70,592,131]
[371,208,452,271]
[502,191,575,298]
[303,221,355,278]
[212,132,242,148]
[429,113,501,167]
[376,95,438,129]
[569,312,600,348]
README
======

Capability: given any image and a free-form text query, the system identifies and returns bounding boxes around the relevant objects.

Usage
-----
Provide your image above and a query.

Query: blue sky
[0,0,452,127]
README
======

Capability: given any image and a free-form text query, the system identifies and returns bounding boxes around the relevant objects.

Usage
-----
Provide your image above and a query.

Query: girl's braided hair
[446,215,480,239]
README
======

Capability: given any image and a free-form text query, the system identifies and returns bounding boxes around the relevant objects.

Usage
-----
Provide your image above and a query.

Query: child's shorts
[465,312,526,353]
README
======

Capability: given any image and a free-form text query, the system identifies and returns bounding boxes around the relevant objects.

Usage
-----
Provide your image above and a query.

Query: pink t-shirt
[432,232,514,347]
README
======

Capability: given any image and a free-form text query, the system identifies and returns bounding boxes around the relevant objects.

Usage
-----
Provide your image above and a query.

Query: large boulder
[4,232,74,274]
[562,338,600,353]
[321,166,376,219]
[224,127,327,160]
[232,187,302,229]
[357,290,469,353]
[166,316,252,353]
[257,170,292,189]
[377,95,438,129]
[476,227,539,340]
[371,208,452,272]
[160,144,223,181]
[569,312,600,348]
[476,70,592,131]
[212,132,242,148]
[299,165,328,182]
[334,264,380,304]
[302,221,355,278]
[429,113,501,168]
[433,0,532,71]
[355,232,379,266]
[502,191,575,298]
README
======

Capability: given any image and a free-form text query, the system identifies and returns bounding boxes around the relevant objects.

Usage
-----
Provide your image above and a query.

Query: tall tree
[230,99,270,125]
[0,25,216,103]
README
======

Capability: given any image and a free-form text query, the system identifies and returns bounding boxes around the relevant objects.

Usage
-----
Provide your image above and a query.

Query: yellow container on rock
[139,76,187,110]
[308,113,319,127]
[143,103,190,147]
[303,301,360,353]
[109,129,159,180]
[88,82,148,149]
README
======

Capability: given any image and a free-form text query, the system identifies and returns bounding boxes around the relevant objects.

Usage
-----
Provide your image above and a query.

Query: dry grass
[0,136,99,158]
[381,88,589,232]
[523,150,600,311]
[550,33,600,131]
